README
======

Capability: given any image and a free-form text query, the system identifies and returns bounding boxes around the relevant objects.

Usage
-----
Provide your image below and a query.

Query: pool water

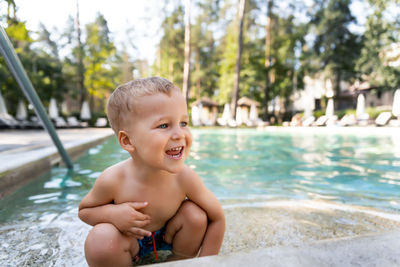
[189,129,400,212]
[1,128,400,265]
[1,128,400,221]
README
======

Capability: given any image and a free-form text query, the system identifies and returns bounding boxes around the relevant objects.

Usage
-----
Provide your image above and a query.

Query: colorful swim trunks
[137,224,172,259]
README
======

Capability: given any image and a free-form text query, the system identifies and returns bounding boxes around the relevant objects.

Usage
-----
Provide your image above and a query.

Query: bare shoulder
[176,165,203,189]
[95,159,129,189]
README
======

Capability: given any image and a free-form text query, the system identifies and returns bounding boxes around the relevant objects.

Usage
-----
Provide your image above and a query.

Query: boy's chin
[164,163,185,174]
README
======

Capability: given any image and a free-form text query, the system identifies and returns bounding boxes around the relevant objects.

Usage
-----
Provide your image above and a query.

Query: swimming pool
[189,129,400,212]
[1,128,400,265]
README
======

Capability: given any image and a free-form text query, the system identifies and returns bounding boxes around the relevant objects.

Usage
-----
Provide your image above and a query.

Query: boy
[78,77,225,266]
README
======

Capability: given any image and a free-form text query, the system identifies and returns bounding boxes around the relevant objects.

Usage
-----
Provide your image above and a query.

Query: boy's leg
[164,200,207,259]
[84,223,139,267]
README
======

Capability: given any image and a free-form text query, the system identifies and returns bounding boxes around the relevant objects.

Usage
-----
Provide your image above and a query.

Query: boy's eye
[158,123,168,129]
[180,121,188,127]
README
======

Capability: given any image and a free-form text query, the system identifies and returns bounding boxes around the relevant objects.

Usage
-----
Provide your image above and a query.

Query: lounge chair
[0,113,20,129]
[315,115,328,126]
[204,112,218,126]
[339,114,356,127]
[95,117,108,127]
[191,105,202,126]
[357,113,370,126]
[67,116,84,128]
[53,117,68,128]
[326,115,338,126]
[290,114,302,126]
[302,116,315,127]
[388,119,400,127]
[375,112,392,126]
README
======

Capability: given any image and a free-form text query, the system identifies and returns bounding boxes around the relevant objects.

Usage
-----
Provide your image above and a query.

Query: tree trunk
[196,48,201,101]
[75,0,86,106]
[157,45,161,77]
[182,0,192,103]
[264,0,273,120]
[232,0,246,119]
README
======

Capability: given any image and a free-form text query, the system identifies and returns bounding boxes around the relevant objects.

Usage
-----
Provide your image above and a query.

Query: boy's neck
[127,157,175,183]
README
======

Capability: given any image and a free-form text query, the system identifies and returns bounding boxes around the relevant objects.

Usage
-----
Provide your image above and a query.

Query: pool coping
[0,128,114,198]
[156,231,400,266]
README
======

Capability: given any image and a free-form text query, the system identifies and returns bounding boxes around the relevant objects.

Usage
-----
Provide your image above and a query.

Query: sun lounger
[95,117,108,127]
[67,116,84,128]
[290,114,302,126]
[228,119,237,127]
[388,119,400,127]
[326,115,338,126]
[339,114,356,126]
[53,117,68,128]
[357,113,370,126]
[302,116,315,127]
[375,112,392,126]
[0,113,20,129]
[314,115,328,126]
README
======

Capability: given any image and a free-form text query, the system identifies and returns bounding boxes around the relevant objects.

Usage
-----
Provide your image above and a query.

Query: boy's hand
[112,202,152,239]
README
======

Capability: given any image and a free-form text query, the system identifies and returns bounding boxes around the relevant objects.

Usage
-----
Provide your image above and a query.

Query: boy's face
[124,89,192,174]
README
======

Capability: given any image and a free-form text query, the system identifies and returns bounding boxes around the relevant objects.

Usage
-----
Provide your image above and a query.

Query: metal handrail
[0,26,73,169]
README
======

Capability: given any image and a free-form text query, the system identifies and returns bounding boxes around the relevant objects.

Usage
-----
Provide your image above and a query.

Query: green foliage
[84,14,119,112]
[356,0,400,90]
[0,19,68,114]
[313,110,325,118]
[2,0,400,120]
[365,107,386,119]
[308,0,361,95]
[157,5,185,85]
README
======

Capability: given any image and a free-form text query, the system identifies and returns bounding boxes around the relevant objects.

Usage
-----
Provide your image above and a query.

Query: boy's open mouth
[165,146,184,159]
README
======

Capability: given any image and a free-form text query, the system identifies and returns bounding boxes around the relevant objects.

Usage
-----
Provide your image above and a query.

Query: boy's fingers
[129,227,151,237]
[129,202,148,210]
[132,211,151,221]
[133,219,151,228]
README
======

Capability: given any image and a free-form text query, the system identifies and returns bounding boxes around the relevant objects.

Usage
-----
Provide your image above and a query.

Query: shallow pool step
[156,231,400,266]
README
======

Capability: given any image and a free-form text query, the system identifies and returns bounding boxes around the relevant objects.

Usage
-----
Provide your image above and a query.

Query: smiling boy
[78,77,225,266]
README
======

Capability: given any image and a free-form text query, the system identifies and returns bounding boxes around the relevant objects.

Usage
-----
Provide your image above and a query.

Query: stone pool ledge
[157,231,400,267]
[0,128,114,198]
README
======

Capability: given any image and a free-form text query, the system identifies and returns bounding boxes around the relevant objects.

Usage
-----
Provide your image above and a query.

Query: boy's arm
[78,169,151,238]
[180,167,226,256]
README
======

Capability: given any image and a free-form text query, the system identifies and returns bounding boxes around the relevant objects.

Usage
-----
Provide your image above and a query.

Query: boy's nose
[171,127,185,140]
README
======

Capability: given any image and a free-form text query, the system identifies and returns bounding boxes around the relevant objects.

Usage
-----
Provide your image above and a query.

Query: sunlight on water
[1,128,400,224]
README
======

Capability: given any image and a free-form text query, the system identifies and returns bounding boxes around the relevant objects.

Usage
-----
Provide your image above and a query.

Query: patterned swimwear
[137,224,172,260]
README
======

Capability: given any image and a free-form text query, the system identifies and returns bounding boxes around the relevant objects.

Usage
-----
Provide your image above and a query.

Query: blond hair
[107,77,178,134]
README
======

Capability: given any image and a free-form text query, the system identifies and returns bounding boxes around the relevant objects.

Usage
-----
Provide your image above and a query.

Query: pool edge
[0,130,114,199]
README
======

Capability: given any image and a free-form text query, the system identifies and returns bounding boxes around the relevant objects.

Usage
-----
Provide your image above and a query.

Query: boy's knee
[85,223,123,262]
[181,201,207,231]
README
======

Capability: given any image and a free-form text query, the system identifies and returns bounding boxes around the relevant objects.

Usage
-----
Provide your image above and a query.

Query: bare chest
[114,178,186,231]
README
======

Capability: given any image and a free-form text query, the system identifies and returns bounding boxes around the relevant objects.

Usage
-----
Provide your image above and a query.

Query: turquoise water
[1,128,400,223]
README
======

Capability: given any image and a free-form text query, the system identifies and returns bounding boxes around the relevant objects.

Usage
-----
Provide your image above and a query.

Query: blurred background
[0,0,399,126]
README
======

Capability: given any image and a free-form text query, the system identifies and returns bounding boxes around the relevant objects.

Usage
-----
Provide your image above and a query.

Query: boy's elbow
[78,208,85,221]
[78,207,90,224]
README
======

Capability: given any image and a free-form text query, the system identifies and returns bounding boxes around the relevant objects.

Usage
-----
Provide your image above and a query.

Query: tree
[157,5,185,85]
[356,0,400,90]
[84,13,119,113]
[264,0,273,119]
[191,0,220,100]
[308,0,361,97]
[182,0,192,103]
[75,0,86,105]
[0,4,67,114]
[231,0,246,118]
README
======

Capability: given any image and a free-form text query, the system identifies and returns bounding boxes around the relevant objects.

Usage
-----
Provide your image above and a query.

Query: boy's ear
[118,130,135,152]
